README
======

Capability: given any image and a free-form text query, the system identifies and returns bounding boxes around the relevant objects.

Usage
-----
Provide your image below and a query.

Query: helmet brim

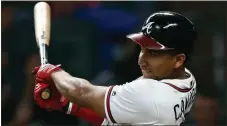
[126,32,173,50]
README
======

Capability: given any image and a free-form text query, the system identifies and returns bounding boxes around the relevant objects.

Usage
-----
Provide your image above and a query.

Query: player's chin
[142,70,153,79]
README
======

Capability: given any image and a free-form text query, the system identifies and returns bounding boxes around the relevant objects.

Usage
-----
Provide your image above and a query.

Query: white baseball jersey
[102,68,196,125]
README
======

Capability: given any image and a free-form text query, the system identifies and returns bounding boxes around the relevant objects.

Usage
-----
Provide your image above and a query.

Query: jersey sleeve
[104,79,159,124]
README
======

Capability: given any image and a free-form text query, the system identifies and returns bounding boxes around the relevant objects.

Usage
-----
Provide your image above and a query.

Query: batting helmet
[127,11,197,55]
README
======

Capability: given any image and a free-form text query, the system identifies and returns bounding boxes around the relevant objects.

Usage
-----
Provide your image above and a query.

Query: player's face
[138,46,185,80]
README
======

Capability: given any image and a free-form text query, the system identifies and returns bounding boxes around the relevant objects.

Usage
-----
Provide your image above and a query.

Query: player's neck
[172,67,188,79]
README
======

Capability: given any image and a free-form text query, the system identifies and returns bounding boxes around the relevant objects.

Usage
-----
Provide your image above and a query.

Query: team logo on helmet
[142,22,154,35]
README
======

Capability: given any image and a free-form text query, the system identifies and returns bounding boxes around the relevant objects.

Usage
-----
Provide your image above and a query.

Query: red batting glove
[34,82,69,111]
[34,82,104,126]
[32,64,68,111]
[33,64,62,83]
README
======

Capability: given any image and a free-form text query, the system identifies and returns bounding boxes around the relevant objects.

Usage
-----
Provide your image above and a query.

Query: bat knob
[41,88,51,100]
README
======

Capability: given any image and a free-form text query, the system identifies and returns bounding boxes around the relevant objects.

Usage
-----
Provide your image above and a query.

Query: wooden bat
[34,2,51,100]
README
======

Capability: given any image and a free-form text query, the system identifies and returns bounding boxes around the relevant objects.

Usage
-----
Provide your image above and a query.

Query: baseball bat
[34,2,51,100]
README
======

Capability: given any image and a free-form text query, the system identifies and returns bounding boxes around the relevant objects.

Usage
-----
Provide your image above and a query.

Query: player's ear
[174,54,186,68]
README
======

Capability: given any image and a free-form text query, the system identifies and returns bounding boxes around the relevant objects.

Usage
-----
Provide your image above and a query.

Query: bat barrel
[34,2,51,46]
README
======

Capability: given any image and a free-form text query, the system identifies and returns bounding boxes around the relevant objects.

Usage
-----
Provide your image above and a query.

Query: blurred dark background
[1,1,226,126]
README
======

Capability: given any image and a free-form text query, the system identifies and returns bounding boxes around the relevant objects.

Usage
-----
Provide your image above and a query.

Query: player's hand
[32,64,62,83]
[33,64,67,111]
[34,82,69,111]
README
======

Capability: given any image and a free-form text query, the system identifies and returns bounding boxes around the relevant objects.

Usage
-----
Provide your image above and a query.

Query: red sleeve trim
[164,82,192,92]
[106,86,117,123]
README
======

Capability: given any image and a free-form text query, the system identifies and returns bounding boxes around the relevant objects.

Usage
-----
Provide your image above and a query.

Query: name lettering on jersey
[174,81,196,120]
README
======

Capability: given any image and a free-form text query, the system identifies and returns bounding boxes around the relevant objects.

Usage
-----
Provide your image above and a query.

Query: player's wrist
[45,64,62,75]
[36,64,62,82]
[61,101,80,115]
[59,96,75,114]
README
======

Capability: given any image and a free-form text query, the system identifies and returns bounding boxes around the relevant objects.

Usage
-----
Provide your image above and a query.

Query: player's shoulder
[160,68,197,92]
[116,78,176,103]
[124,77,174,92]
[123,68,196,95]
[112,78,166,102]
[123,78,164,91]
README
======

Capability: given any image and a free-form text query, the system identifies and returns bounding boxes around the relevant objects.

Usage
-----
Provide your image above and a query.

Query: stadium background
[1,1,226,126]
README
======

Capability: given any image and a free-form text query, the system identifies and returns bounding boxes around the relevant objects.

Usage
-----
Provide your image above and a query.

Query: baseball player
[33,11,197,125]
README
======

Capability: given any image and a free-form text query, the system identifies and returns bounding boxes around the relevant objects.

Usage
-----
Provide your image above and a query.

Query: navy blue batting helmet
[127,11,197,55]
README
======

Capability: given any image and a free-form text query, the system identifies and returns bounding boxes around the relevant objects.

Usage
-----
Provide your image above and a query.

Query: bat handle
[40,84,52,100]
[39,43,52,100]
[41,88,52,100]
[39,43,49,66]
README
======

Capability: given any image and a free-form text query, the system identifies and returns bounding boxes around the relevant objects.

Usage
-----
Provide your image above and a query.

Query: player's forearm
[50,70,95,109]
